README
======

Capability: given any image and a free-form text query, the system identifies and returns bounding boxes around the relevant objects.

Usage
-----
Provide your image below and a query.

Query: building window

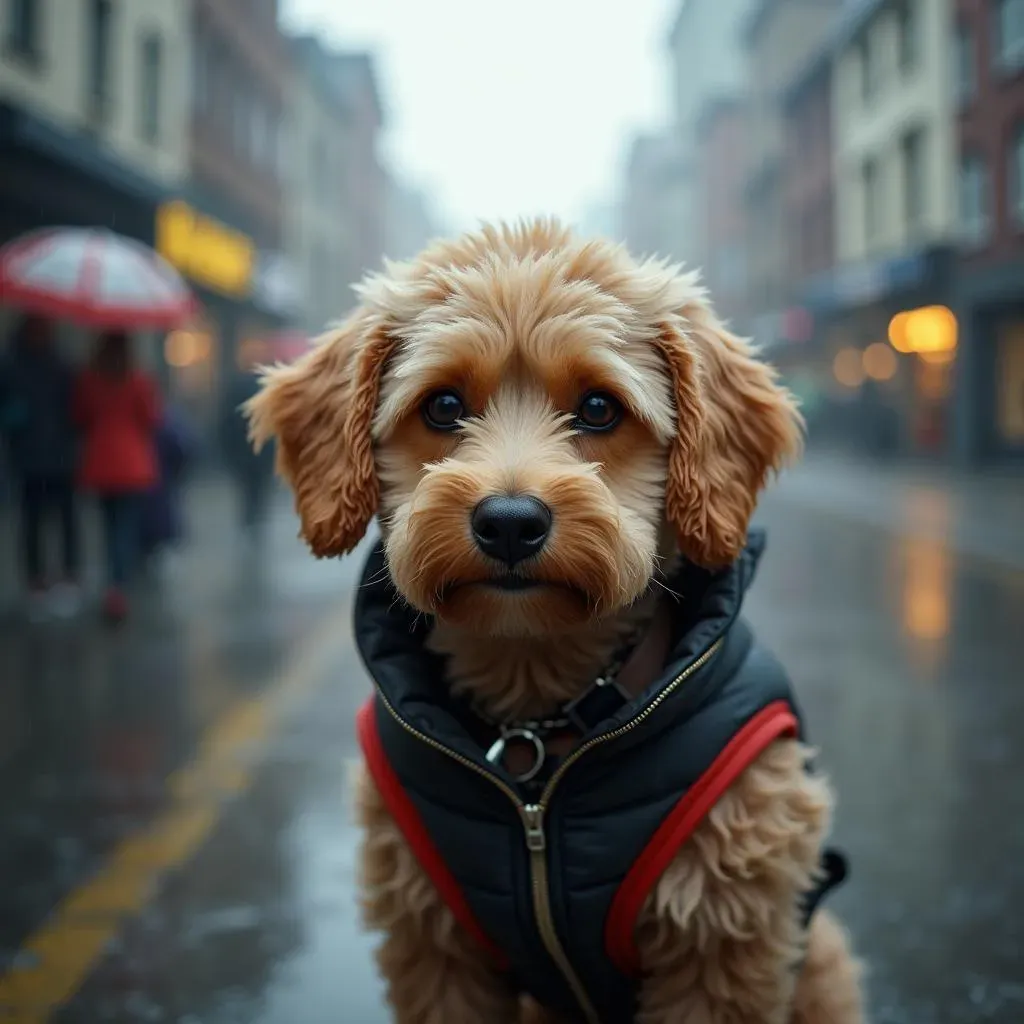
[902,127,926,240]
[139,32,162,143]
[86,0,114,122]
[995,0,1024,71]
[862,157,880,250]
[896,0,918,74]
[954,22,976,106]
[7,0,43,62]
[1012,123,1024,226]
[959,155,990,246]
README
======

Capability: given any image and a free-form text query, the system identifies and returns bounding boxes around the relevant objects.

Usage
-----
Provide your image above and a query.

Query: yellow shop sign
[156,200,254,298]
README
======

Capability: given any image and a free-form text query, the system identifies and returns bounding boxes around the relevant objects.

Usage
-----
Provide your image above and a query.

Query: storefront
[0,100,168,367]
[153,195,300,453]
[952,258,1024,464]
[791,245,957,457]
[0,101,163,246]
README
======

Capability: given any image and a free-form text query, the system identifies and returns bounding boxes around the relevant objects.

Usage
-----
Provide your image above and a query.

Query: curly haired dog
[246,219,866,1024]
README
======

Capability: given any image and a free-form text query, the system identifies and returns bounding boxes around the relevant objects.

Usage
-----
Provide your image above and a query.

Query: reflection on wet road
[746,493,1024,1023]
[0,460,1021,1023]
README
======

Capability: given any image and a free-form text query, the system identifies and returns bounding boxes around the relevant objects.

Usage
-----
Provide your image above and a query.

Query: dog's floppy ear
[654,301,803,569]
[245,310,395,557]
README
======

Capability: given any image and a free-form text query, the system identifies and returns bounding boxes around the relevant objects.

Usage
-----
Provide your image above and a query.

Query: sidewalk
[768,448,1024,571]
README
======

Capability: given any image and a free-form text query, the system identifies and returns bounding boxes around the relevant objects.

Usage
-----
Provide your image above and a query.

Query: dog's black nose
[471,495,552,567]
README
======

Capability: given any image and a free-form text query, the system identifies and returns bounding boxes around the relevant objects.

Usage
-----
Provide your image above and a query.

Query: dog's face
[247,221,801,639]
[371,265,677,638]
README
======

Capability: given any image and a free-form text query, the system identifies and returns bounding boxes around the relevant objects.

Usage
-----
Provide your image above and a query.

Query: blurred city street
[0,454,1020,1024]
[1,0,1022,1021]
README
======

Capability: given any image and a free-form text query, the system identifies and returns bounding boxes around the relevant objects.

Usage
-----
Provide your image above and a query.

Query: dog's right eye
[422,389,465,431]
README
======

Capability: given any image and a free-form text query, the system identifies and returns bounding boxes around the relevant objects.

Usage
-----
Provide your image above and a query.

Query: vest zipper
[370,685,601,1022]
[520,803,599,1022]
[371,634,724,1024]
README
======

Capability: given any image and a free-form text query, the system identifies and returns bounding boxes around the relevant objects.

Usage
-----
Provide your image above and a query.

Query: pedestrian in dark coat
[0,315,81,620]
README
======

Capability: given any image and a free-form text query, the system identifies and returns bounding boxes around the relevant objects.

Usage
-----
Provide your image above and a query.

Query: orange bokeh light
[833,347,865,388]
[889,306,958,355]
[863,341,898,381]
[888,311,911,352]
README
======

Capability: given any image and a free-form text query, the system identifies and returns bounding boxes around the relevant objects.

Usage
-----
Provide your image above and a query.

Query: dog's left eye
[422,389,465,431]
[575,392,622,432]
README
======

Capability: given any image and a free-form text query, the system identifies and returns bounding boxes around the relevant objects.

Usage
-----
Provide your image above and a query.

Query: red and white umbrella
[0,226,197,330]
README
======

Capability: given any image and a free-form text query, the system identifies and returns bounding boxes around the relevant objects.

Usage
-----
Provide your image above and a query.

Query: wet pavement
[0,456,1022,1023]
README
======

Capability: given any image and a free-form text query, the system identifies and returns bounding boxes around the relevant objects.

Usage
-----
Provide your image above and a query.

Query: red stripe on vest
[355,699,510,969]
[604,700,799,977]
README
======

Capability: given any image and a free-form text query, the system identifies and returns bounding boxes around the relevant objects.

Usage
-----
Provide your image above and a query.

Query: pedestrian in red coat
[73,331,162,621]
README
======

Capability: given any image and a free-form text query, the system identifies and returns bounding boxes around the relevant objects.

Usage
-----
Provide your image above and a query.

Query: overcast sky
[282,0,677,232]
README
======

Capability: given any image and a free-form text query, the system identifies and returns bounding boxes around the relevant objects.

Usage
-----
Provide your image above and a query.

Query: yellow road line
[0,600,351,1023]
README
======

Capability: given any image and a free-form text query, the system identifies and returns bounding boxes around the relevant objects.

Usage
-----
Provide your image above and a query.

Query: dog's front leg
[354,764,520,1024]
[633,739,865,1024]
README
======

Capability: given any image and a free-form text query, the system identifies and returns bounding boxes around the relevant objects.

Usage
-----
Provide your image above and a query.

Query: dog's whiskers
[361,566,393,589]
[650,577,683,603]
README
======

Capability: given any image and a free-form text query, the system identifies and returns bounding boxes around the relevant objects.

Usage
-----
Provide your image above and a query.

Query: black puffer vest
[355,530,843,1024]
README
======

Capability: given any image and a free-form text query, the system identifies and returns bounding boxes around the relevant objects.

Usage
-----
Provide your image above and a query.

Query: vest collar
[354,530,768,757]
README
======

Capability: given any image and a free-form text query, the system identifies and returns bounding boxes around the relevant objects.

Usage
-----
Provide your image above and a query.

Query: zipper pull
[522,804,546,852]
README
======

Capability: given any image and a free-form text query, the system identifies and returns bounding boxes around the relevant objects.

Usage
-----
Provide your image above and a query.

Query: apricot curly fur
[656,312,804,569]
[250,218,865,1023]
[245,313,395,557]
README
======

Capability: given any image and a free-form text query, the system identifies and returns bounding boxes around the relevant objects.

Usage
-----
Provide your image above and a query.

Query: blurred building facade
[832,0,957,261]
[286,35,363,337]
[0,0,190,190]
[0,0,191,368]
[783,52,835,295]
[811,0,958,455]
[326,53,386,291]
[951,0,1024,461]
[774,49,834,420]
[626,0,1024,464]
[153,0,300,434]
[0,0,190,345]
[665,0,754,268]
[619,133,689,261]
[0,1,402,459]
[694,98,749,325]
[741,0,840,348]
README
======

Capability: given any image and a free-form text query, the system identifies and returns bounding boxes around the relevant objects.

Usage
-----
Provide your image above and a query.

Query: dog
[246,219,867,1024]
